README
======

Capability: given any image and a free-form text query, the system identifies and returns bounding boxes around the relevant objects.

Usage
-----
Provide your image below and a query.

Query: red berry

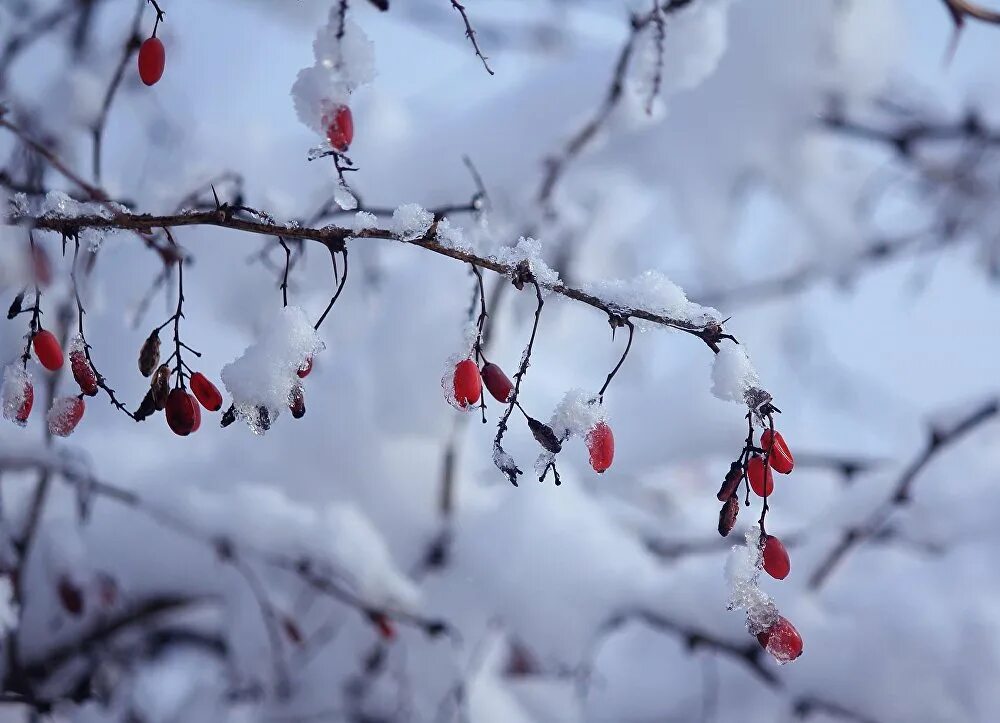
[190,372,223,412]
[57,575,84,616]
[47,397,85,437]
[480,363,513,403]
[70,349,98,397]
[138,37,165,86]
[289,384,306,419]
[762,535,790,580]
[33,330,64,371]
[297,356,313,378]
[453,359,481,408]
[325,105,354,152]
[16,382,33,424]
[190,394,202,432]
[165,388,198,436]
[747,455,773,497]
[757,616,803,663]
[761,429,794,474]
[4,369,34,426]
[586,421,615,473]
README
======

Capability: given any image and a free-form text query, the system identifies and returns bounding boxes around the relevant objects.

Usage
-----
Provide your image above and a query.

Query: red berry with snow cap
[70,349,98,397]
[757,616,803,663]
[47,396,85,437]
[297,356,313,378]
[586,421,614,473]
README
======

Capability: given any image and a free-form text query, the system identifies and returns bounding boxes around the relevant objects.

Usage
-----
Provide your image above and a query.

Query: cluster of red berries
[717,427,803,662]
[4,331,95,437]
[450,359,615,474]
[134,329,222,436]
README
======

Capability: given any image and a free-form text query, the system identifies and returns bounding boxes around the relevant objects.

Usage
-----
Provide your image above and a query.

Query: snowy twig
[940,0,1000,28]
[70,239,137,419]
[809,397,1000,589]
[6,209,736,347]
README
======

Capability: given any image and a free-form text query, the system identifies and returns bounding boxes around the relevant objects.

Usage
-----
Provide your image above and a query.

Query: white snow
[711,344,759,404]
[351,210,378,232]
[332,183,358,211]
[291,14,375,136]
[1,365,31,427]
[584,270,720,331]
[493,237,560,294]
[725,525,778,637]
[546,388,605,441]
[220,306,326,434]
[389,203,433,241]
[436,217,470,251]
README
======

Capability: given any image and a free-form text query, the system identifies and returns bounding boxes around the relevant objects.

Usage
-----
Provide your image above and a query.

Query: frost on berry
[725,526,780,640]
[69,334,98,397]
[47,396,85,437]
[221,306,325,435]
[291,14,374,138]
[2,365,33,427]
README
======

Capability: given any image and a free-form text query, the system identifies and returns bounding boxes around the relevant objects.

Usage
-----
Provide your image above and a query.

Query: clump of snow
[493,237,560,294]
[389,203,433,241]
[1,365,31,427]
[725,526,779,637]
[436,217,470,252]
[584,270,720,331]
[40,191,88,218]
[220,306,325,434]
[547,389,605,441]
[711,344,759,404]
[332,183,357,211]
[351,210,378,233]
[291,13,375,136]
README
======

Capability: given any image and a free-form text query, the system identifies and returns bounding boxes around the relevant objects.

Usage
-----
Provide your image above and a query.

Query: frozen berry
[297,356,313,378]
[290,384,305,419]
[453,359,481,408]
[325,105,354,152]
[138,37,165,86]
[33,329,63,371]
[2,367,33,426]
[47,396,85,437]
[586,421,614,473]
[757,616,803,663]
[762,534,790,580]
[747,455,774,497]
[480,362,513,403]
[70,349,98,397]
[190,372,223,412]
[717,461,743,501]
[761,429,794,474]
